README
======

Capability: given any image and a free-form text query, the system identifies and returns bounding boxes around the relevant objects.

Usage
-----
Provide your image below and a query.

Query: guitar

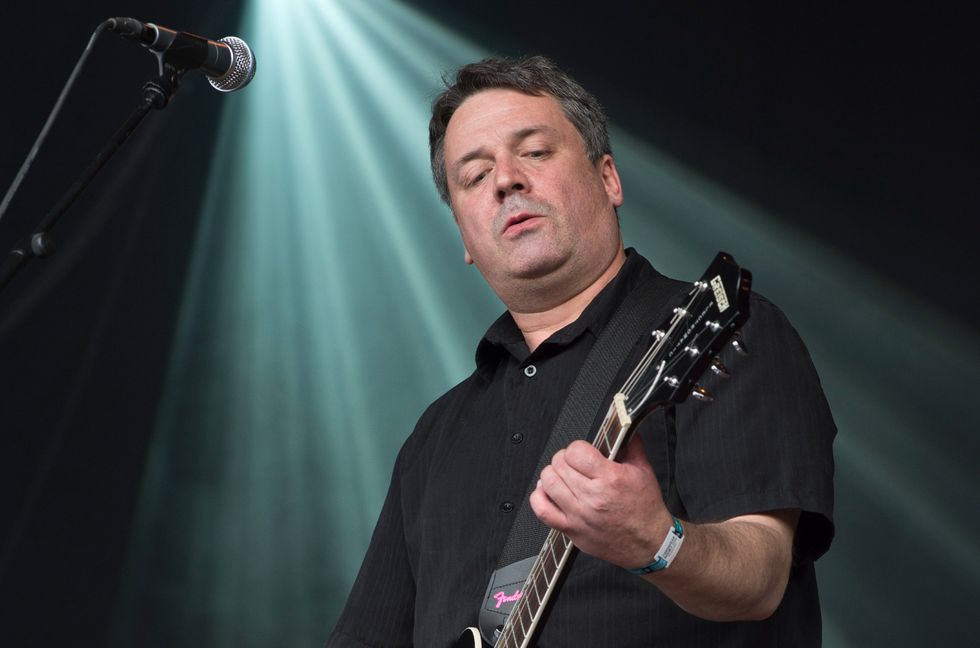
[455,251,752,648]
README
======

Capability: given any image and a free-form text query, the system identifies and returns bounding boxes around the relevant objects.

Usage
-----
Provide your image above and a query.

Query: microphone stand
[0,63,186,292]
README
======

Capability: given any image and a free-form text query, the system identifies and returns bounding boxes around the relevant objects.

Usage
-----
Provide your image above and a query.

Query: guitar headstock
[625,252,751,418]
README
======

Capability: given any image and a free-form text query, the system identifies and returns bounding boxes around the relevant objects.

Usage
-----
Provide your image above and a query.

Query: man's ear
[599,154,624,208]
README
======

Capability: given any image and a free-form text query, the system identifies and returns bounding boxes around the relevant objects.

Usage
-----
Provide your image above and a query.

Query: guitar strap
[478,267,684,644]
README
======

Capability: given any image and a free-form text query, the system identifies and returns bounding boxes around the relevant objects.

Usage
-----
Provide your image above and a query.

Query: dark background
[1,1,976,646]
[411,1,978,324]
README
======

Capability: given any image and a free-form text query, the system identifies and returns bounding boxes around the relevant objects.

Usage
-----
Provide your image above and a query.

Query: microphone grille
[209,36,256,92]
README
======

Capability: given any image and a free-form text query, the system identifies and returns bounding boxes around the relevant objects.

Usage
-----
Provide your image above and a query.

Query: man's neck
[510,249,627,353]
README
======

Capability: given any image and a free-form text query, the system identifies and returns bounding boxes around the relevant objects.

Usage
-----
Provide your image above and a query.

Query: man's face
[443,89,623,305]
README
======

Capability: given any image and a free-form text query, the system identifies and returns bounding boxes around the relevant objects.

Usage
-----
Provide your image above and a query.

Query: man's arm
[327,451,417,647]
[529,435,799,622]
[646,510,798,621]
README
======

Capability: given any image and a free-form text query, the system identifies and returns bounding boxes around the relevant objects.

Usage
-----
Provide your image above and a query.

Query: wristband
[626,516,685,575]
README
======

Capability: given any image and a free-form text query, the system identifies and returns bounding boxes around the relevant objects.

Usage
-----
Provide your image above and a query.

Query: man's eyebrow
[453,146,491,172]
[511,125,559,143]
[452,125,560,171]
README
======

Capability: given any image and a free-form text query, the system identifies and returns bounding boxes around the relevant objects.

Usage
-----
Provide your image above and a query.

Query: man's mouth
[502,212,541,235]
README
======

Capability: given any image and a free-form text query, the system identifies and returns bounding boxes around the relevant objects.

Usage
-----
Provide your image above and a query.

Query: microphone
[108,17,256,92]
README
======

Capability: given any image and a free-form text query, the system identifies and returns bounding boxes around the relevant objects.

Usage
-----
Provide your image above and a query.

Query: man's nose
[494,156,529,201]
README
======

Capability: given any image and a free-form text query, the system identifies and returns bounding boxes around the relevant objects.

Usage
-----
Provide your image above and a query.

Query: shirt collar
[475,248,656,379]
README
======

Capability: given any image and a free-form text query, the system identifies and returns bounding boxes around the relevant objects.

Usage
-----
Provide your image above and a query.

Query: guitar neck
[494,395,635,648]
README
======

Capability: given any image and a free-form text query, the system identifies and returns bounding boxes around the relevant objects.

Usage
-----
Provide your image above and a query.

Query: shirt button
[500,501,514,513]
[511,432,524,444]
[523,365,537,377]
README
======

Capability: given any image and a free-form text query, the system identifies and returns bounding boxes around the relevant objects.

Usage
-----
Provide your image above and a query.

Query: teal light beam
[107,1,497,645]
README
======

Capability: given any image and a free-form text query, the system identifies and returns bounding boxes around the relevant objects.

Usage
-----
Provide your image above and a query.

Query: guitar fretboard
[494,393,635,648]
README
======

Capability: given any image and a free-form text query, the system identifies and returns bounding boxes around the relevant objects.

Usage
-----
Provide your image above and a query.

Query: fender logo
[493,589,523,609]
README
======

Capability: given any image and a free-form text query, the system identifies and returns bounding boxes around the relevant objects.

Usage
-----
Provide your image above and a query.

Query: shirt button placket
[502,362,535,517]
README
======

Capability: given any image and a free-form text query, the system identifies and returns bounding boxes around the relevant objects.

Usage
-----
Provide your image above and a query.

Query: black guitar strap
[478,267,684,644]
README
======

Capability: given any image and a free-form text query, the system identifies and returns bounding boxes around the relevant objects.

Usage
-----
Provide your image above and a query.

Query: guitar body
[455,626,484,648]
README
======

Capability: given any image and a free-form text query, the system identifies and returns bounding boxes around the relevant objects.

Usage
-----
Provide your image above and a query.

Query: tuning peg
[710,357,730,378]
[690,384,712,401]
[730,333,749,356]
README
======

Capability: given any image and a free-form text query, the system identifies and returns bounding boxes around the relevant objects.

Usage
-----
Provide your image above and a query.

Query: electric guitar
[455,251,752,648]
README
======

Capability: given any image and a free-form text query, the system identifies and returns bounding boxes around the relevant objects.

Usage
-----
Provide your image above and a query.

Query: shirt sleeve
[326,446,417,648]
[672,293,836,563]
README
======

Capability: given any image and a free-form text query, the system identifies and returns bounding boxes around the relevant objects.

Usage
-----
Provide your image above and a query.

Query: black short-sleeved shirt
[327,251,836,647]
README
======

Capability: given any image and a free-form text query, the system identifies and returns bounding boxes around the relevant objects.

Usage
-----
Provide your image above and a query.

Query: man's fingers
[530,480,569,530]
[539,463,579,514]
[550,446,595,496]
[561,440,605,477]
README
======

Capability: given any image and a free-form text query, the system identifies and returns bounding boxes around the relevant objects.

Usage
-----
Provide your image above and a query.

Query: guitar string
[620,285,701,402]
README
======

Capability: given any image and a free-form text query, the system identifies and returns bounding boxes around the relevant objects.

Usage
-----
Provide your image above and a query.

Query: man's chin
[505,251,568,281]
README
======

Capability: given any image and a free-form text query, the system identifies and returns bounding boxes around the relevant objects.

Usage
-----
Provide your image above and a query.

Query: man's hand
[529,434,800,622]
[529,435,673,569]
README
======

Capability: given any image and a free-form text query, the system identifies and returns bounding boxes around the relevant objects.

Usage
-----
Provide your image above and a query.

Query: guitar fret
[518,602,532,636]
[529,573,543,606]
[546,539,560,573]
[532,566,548,601]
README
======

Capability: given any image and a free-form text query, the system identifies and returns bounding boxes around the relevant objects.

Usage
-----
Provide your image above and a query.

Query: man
[327,56,835,647]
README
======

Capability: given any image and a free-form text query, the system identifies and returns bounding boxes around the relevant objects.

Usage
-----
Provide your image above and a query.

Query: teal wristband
[626,516,685,575]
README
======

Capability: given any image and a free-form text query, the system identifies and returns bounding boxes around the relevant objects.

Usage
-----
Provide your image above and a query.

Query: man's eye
[526,150,549,159]
[465,170,488,187]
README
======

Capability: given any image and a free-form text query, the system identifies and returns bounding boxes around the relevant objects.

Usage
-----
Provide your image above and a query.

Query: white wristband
[626,516,685,575]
